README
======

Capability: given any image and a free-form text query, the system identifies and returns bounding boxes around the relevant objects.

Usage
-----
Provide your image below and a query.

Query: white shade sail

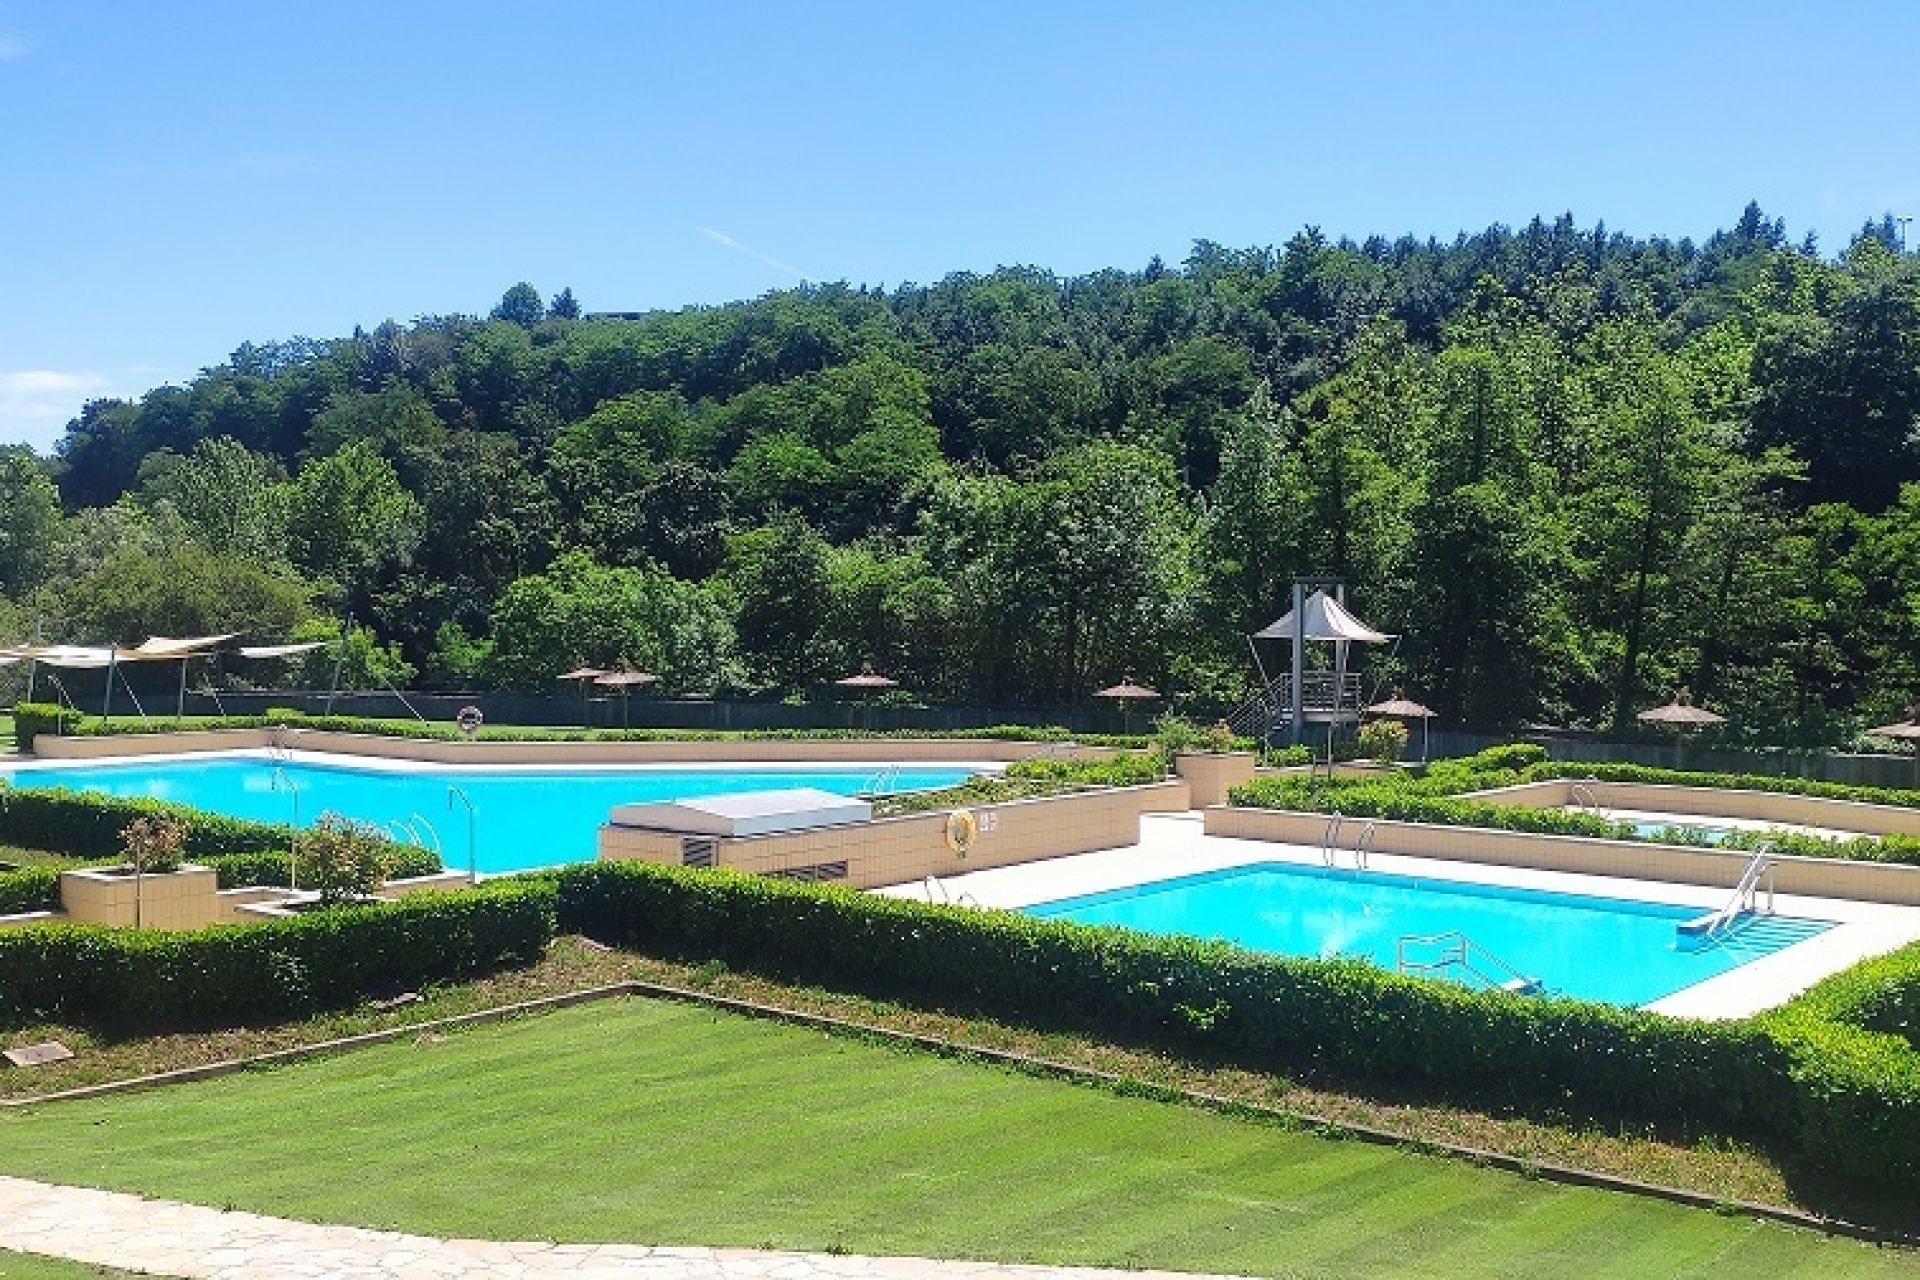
[1251,590,1393,644]
[237,642,329,660]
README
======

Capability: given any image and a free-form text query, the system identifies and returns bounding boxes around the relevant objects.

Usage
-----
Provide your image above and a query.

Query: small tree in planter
[120,814,189,875]
[295,813,394,907]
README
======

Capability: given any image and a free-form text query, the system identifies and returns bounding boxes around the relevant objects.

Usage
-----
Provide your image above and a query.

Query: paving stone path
[0,1176,1238,1280]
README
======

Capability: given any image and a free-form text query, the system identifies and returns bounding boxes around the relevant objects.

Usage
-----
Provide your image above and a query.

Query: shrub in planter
[11,702,70,751]
[1357,718,1408,763]
[119,813,189,875]
[295,813,394,906]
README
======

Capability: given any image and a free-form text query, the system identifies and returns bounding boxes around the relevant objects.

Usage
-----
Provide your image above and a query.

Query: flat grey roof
[609,788,874,837]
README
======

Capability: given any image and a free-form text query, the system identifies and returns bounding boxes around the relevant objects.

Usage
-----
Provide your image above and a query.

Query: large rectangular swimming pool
[1026,862,1830,1006]
[0,755,976,874]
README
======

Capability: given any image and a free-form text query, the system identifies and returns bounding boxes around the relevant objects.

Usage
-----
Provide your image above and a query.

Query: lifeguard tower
[1241,577,1394,747]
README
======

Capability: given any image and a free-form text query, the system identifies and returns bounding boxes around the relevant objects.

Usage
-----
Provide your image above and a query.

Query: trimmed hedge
[203,845,443,890]
[11,704,72,752]
[0,879,556,1031]
[0,781,293,861]
[14,706,1149,749]
[550,859,1920,1190]
[0,864,59,914]
[1226,743,1920,867]
[1779,940,1920,1049]
[1526,759,1920,811]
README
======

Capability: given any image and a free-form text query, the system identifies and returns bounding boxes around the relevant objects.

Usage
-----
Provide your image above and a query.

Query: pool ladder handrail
[922,874,980,909]
[862,763,903,797]
[1320,814,1373,870]
[1568,777,1605,818]
[1396,930,1542,994]
[1701,843,1778,941]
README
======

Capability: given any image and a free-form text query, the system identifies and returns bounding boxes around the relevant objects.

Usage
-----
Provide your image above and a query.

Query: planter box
[59,864,220,930]
[1174,751,1257,807]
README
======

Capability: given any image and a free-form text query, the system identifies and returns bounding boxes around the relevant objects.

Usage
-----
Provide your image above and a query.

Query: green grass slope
[0,998,1912,1278]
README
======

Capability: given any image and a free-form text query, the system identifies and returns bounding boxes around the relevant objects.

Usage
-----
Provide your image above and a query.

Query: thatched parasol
[1365,691,1437,763]
[1094,674,1160,734]
[558,667,607,726]
[1637,688,1724,768]
[835,664,899,733]
[593,671,658,727]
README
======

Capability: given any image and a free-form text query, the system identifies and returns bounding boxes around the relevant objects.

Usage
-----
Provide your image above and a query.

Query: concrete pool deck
[876,813,1920,1020]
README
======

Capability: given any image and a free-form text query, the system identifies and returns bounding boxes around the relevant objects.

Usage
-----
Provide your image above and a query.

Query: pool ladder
[1396,931,1543,994]
[1568,778,1606,818]
[1320,814,1375,870]
[861,763,903,797]
[922,875,980,909]
[1691,843,1778,944]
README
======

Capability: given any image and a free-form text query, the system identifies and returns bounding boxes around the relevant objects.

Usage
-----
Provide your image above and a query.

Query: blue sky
[3,0,1917,451]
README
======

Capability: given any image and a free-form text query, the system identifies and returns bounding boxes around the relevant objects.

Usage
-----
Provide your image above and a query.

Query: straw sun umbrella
[557,667,606,726]
[1867,707,1920,786]
[1637,687,1726,767]
[835,664,898,732]
[1094,674,1160,734]
[593,670,657,728]
[1365,691,1437,764]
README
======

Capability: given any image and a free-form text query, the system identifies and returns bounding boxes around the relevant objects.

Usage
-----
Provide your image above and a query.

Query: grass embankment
[0,997,1909,1278]
[0,1252,135,1278]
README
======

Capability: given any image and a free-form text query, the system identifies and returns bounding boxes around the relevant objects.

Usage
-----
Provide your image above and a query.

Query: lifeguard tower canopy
[1244,578,1394,745]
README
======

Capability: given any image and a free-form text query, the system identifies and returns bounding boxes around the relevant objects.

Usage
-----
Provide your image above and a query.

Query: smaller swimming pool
[1027,862,1830,1006]
[1629,820,1736,845]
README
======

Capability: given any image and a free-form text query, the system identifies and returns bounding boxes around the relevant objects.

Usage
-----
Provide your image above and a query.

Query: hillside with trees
[4,204,1919,745]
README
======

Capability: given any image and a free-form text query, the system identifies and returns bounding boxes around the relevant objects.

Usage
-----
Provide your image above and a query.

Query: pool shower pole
[448,786,477,882]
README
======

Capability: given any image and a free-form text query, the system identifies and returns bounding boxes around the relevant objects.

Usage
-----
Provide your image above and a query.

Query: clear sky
[3,0,1917,451]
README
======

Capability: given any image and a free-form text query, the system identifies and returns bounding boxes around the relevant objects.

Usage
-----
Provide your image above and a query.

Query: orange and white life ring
[455,705,485,737]
[945,809,978,856]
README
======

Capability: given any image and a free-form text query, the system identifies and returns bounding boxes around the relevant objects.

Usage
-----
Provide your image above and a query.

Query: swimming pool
[0,755,976,874]
[1027,862,1830,1006]
[1629,820,1736,844]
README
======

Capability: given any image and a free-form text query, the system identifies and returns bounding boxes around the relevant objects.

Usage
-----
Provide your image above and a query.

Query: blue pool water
[0,756,974,874]
[1027,862,1830,1006]
[1630,820,1736,845]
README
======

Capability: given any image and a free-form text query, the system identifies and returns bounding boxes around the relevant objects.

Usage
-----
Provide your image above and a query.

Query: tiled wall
[601,780,1191,890]
[32,729,1114,766]
[1203,805,1920,905]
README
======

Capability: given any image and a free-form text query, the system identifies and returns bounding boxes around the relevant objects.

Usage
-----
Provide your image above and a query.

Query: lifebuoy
[945,809,978,856]
[455,705,485,737]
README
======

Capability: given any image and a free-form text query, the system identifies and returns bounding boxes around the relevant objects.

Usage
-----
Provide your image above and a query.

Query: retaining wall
[28,728,1110,766]
[1204,804,1920,906]
[601,780,1191,890]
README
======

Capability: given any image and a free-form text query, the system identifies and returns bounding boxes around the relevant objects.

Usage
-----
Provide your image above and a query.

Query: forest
[2,204,1918,746]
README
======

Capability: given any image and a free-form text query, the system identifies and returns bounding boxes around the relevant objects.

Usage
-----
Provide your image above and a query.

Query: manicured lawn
[0,1251,135,1278]
[0,999,1912,1278]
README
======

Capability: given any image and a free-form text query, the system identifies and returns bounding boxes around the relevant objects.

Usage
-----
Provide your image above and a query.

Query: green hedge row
[0,880,555,1031]
[1778,940,1920,1050]
[1227,777,1629,840]
[0,865,59,915]
[0,780,294,861]
[12,705,1148,749]
[548,859,1918,1190]
[1525,759,1920,811]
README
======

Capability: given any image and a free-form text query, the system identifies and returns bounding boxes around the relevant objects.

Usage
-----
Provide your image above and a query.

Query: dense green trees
[16,208,1920,742]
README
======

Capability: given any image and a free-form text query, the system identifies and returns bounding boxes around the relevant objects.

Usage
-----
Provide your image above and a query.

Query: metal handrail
[1568,778,1603,815]
[1702,843,1777,940]
[1396,930,1541,993]
[1354,820,1377,870]
[1321,813,1343,866]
